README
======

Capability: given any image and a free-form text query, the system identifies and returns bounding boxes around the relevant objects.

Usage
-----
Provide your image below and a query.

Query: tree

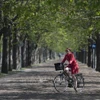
[0,0,100,73]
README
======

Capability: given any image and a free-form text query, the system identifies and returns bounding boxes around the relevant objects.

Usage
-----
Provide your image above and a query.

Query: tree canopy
[0,0,100,52]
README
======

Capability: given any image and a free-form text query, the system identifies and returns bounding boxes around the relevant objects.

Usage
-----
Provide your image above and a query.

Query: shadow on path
[0,59,100,100]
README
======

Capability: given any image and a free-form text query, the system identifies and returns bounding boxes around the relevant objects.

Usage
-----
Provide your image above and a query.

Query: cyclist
[61,48,79,89]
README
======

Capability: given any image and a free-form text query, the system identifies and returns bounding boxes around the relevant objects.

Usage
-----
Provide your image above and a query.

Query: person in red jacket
[61,48,79,89]
[62,48,79,74]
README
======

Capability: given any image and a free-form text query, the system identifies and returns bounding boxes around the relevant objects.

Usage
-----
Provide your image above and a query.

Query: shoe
[68,83,72,87]
[77,83,80,88]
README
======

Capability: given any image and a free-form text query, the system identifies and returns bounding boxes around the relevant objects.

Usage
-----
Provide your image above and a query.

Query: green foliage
[0,0,100,52]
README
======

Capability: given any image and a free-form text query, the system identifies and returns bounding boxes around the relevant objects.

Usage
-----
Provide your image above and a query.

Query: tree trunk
[12,33,17,69]
[8,29,12,71]
[26,40,28,66]
[87,40,92,67]
[26,40,31,66]
[1,30,8,73]
[49,49,52,59]
[21,39,25,67]
[39,48,41,63]
[21,46,24,67]
[96,33,100,72]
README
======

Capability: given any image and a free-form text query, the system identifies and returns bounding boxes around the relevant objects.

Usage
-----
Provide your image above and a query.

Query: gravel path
[0,59,100,100]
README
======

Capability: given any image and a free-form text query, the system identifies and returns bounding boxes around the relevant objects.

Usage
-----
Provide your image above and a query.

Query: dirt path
[0,59,100,100]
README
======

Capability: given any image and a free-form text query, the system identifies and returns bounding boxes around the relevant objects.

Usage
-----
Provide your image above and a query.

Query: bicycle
[53,63,85,93]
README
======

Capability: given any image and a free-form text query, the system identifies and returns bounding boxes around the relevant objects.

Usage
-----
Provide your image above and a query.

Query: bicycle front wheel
[53,74,66,92]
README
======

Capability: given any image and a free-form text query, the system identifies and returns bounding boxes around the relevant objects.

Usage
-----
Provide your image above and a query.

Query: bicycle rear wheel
[76,73,85,92]
[53,74,66,92]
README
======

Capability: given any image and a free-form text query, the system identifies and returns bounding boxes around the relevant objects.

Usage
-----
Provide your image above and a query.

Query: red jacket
[62,52,79,74]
